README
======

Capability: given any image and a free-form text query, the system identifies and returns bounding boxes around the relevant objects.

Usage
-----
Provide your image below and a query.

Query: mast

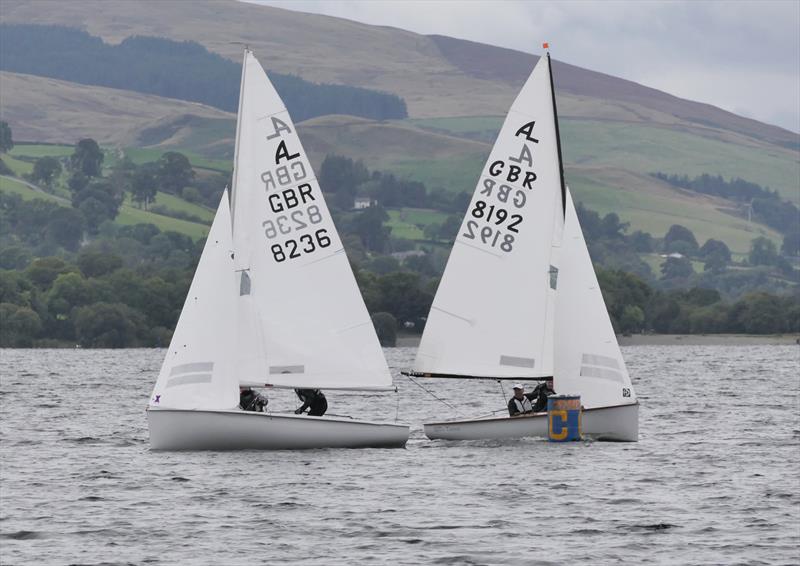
[545,47,567,218]
[229,47,249,228]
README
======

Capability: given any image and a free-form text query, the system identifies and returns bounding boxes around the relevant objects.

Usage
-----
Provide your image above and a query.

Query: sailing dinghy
[147,49,409,450]
[408,48,638,442]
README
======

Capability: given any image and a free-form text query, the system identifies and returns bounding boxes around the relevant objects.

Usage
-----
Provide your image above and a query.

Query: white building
[353,197,374,210]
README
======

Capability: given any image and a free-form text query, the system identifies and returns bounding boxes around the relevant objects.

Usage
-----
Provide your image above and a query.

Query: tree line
[2,243,797,348]
[0,24,408,122]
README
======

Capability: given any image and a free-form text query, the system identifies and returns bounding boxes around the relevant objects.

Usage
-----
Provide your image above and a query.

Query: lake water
[1,346,798,565]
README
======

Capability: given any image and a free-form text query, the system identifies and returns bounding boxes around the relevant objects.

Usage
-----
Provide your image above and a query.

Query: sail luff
[229,48,249,227]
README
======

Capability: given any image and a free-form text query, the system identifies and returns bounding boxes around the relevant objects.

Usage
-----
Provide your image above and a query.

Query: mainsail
[554,189,637,408]
[230,50,392,390]
[149,191,238,410]
[414,55,564,379]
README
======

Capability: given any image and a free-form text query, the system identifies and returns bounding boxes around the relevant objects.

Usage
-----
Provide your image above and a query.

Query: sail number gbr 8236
[461,120,539,253]
[259,116,333,263]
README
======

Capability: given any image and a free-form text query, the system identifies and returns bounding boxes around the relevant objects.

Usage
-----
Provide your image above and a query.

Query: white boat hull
[424,403,638,442]
[147,409,410,450]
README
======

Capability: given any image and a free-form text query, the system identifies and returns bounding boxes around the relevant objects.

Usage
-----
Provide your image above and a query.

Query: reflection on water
[0,346,798,564]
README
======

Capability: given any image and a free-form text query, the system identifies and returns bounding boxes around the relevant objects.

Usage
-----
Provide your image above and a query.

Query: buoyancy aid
[512,396,533,414]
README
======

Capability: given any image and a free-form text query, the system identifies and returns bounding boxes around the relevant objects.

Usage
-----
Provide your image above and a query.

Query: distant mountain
[0,24,407,121]
[1,0,797,254]
[2,1,796,144]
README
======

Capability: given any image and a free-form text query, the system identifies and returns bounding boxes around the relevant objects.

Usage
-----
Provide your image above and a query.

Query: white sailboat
[409,48,638,442]
[147,49,409,450]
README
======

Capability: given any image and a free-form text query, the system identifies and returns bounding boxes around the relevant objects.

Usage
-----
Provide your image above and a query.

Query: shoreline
[8,333,800,349]
[396,333,800,347]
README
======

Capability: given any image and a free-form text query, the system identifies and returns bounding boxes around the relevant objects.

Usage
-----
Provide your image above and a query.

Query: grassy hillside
[560,120,799,205]
[2,1,796,259]
[3,143,215,240]
[5,118,788,255]
[409,116,799,204]
[10,143,231,174]
[0,71,232,145]
[1,177,211,240]
[566,169,783,255]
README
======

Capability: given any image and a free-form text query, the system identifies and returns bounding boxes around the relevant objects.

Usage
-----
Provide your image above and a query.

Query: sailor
[530,378,556,413]
[507,383,536,417]
[294,388,328,417]
[239,386,268,412]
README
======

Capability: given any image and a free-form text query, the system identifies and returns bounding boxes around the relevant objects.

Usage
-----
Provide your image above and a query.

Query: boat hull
[147,409,410,450]
[424,403,638,442]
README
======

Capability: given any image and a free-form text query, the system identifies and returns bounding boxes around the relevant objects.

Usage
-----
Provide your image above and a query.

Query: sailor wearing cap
[507,383,536,417]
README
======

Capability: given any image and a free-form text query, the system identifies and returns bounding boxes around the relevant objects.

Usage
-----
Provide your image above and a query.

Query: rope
[395,386,401,423]
[406,374,458,410]
[497,379,507,405]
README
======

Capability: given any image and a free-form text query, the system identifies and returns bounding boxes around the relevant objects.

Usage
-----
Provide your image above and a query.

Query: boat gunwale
[423,401,639,427]
[147,407,410,429]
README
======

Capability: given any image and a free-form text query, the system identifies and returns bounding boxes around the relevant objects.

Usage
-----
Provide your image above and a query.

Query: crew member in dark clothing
[508,383,536,416]
[239,386,268,412]
[294,389,327,416]
[530,378,555,413]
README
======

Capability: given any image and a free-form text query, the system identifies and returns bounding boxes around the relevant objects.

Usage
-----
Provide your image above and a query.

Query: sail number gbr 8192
[461,120,539,253]
[259,115,332,263]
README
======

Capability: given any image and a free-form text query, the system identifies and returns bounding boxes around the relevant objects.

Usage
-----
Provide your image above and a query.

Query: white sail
[230,50,392,390]
[149,191,238,410]
[554,189,637,408]
[414,55,563,378]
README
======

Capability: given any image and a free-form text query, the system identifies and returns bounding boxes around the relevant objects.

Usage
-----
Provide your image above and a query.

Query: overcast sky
[252,0,800,133]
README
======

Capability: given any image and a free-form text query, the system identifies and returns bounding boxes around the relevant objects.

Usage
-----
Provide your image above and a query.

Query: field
[114,205,209,240]
[118,147,232,173]
[147,192,213,223]
[9,143,74,158]
[386,208,450,240]
[1,154,34,176]
[408,116,502,142]
[0,176,64,203]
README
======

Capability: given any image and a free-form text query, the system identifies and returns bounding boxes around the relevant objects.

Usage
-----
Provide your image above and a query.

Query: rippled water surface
[1,346,798,565]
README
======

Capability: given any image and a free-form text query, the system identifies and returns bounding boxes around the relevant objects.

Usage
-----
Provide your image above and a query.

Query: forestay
[414,55,563,378]
[554,189,637,408]
[149,191,238,410]
[230,50,392,390]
